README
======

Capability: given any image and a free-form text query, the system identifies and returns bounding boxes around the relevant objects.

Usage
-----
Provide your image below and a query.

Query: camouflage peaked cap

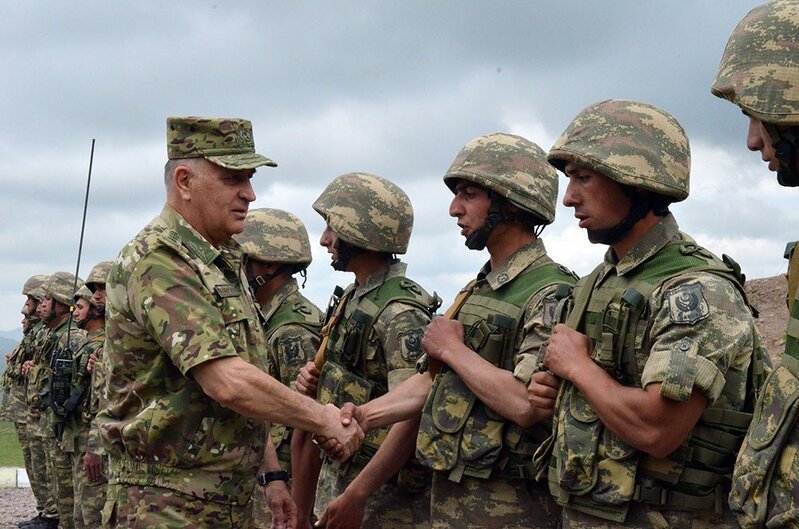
[45,271,83,306]
[235,208,312,266]
[73,285,97,307]
[313,172,414,254]
[443,132,558,224]
[167,116,278,170]
[548,100,690,201]
[22,274,48,297]
[712,0,799,125]
[85,260,113,289]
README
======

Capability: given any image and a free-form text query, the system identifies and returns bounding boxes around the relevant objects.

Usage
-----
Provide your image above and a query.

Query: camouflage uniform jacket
[416,239,576,482]
[25,322,51,420]
[60,327,104,454]
[550,214,762,523]
[258,277,322,466]
[3,326,35,422]
[36,316,86,433]
[97,204,268,506]
[86,341,107,456]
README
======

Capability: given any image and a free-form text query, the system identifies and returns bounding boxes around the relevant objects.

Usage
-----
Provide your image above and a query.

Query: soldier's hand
[544,324,592,382]
[321,404,364,462]
[83,452,103,483]
[422,316,465,363]
[528,371,560,418]
[21,360,34,375]
[315,488,365,529]
[87,353,98,374]
[295,362,320,397]
[264,480,297,529]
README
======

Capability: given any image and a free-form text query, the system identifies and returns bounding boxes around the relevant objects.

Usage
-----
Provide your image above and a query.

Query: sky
[1,1,795,333]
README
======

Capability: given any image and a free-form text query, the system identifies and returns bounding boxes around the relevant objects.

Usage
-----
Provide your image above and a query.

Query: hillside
[745,274,788,364]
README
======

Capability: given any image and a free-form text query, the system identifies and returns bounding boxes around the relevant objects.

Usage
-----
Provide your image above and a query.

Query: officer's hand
[83,452,103,483]
[422,316,465,363]
[21,360,34,375]
[544,324,592,381]
[315,488,365,529]
[528,371,560,418]
[264,480,297,529]
[321,404,364,462]
[296,362,320,397]
[87,353,98,374]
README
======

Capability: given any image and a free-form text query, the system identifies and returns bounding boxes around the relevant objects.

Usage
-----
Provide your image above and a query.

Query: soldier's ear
[172,163,194,201]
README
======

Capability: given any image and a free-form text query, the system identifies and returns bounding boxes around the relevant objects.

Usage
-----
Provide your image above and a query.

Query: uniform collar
[353,260,407,300]
[478,238,548,291]
[159,204,244,267]
[603,213,679,278]
[258,277,300,323]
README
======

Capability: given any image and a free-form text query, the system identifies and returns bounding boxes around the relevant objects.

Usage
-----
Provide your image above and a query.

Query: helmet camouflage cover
[712,0,799,125]
[45,271,83,306]
[312,172,414,254]
[85,260,113,289]
[73,284,97,307]
[22,274,48,297]
[548,99,690,201]
[234,208,312,266]
[443,132,558,224]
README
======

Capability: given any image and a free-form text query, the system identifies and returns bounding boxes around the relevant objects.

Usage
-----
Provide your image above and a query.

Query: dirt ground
[0,277,788,526]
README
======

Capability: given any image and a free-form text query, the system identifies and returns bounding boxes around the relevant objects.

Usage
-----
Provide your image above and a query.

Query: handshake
[297,361,369,462]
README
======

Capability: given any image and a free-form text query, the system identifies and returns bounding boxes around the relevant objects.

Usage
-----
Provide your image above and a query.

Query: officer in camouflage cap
[713,2,799,527]
[96,116,363,529]
[539,100,766,529]
[234,209,323,528]
[292,172,439,529]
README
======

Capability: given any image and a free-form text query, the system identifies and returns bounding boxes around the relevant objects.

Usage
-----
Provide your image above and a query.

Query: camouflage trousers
[14,420,36,509]
[73,451,107,529]
[27,416,58,519]
[43,431,75,529]
[430,472,561,529]
[561,503,737,529]
[103,483,253,529]
[315,460,431,528]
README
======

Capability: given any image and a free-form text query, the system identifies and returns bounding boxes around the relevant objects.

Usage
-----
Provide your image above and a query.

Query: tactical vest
[69,332,104,424]
[262,297,322,469]
[549,240,765,523]
[416,259,576,483]
[784,241,799,359]
[318,275,438,468]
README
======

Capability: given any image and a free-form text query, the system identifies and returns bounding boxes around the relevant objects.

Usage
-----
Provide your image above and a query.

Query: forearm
[290,429,323,523]
[443,343,537,427]
[261,432,283,473]
[360,372,430,430]
[345,416,420,501]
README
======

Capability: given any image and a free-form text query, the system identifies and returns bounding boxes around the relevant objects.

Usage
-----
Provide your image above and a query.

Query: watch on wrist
[258,470,289,486]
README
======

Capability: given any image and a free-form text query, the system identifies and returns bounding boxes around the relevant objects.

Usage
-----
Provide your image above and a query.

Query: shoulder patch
[667,282,710,325]
[398,328,424,362]
[542,297,559,329]
[279,337,304,366]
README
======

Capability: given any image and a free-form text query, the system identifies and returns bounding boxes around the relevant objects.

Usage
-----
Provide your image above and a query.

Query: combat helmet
[85,261,113,291]
[236,208,313,266]
[73,285,95,306]
[313,172,413,255]
[712,0,799,186]
[22,274,48,297]
[444,132,558,249]
[45,272,83,307]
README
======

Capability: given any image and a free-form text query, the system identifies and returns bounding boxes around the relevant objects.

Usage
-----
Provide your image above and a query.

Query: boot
[18,514,43,528]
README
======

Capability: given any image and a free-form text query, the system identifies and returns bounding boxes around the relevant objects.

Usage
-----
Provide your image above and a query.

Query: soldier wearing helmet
[292,172,439,529]
[97,116,362,529]
[713,2,799,527]
[320,134,576,529]
[540,100,764,529]
[60,262,112,529]
[233,209,323,528]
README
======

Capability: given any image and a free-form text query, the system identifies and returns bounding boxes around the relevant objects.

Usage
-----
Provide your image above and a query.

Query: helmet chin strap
[246,259,280,297]
[586,191,656,245]
[464,193,519,251]
[331,239,365,271]
[764,123,799,187]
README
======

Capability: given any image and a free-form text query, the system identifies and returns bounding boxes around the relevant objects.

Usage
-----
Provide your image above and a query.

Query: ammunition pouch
[48,351,74,418]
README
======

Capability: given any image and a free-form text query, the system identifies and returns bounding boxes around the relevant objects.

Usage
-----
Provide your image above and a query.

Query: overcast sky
[1,1,794,333]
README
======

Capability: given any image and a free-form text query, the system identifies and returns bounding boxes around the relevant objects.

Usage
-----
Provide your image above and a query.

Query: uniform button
[679,342,690,351]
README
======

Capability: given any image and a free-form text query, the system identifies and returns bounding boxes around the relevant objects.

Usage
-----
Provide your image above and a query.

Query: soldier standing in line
[20,276,59,529]
[234,208,324,528]
[325,134,575,529]
[36,272,86,529]
[4,275,47,527]
[96,116,363,528]
[60,261,112,529]
[712,2,799,526]
[536,100,765,528]
[291,173,439,529]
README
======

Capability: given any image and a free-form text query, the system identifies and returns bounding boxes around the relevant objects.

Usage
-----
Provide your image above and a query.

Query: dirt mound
[745,274,788,364]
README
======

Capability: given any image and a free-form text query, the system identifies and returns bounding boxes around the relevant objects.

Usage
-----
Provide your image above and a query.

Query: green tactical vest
[262,296,322,469]
[317,275,438,468]
[416,259,576,483]
[550,239,765,523]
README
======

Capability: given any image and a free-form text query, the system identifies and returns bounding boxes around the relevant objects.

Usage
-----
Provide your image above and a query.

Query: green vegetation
[0,421,24,467]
